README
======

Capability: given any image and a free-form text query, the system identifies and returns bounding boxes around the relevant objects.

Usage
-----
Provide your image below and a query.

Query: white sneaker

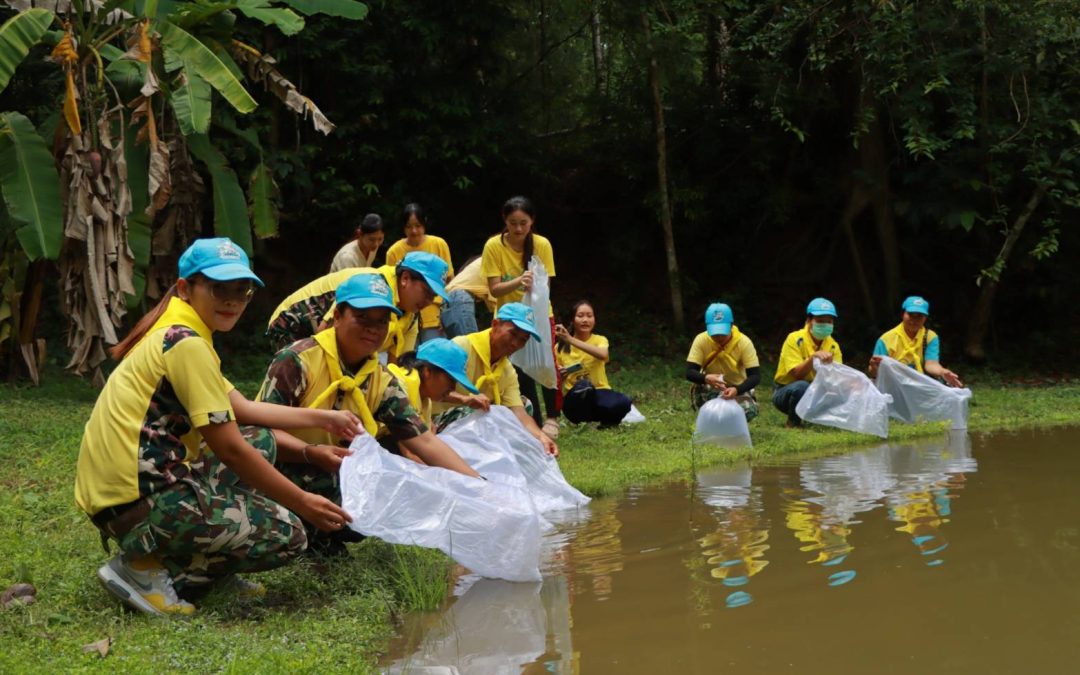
[97,555,195,617]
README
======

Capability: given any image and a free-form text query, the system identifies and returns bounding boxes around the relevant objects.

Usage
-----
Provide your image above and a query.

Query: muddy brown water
[384,427,1080,674]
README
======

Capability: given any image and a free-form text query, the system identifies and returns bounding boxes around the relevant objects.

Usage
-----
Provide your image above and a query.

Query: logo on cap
[912,298,925,306]
[525,308,535,324]
[712,310,726,322]
[368,276,391,296]
[217,241,242,260]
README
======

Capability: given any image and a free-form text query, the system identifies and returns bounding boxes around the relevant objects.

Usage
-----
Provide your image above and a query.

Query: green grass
[1,361,1079,671]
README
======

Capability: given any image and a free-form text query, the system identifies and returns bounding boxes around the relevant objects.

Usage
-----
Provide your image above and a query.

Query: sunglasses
[206,280,256,303]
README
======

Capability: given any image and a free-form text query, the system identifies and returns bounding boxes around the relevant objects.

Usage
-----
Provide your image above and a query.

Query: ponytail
[110,283,181,361]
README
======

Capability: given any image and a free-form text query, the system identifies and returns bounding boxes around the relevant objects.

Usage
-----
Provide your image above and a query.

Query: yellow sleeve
[593,335,609,350]
[535,236,556,277]
[740,336,760,369]
[385,240,407,265]
[500,362,523,408]
[164,338,235,428]
[435,237,454,277]
[832,341,844,365]
[686,332,710,366]
[481,236,503,280]
[774,332,804,385]
[402,315,419,354]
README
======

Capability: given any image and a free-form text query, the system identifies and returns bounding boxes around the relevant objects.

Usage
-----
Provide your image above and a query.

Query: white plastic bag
[339,434,543,582]
[440,406,590,513]
[693,398,752,448]
[621,404,646,424]
[509,256,557,388]
[795,359,892,438]
[874,356,972,430]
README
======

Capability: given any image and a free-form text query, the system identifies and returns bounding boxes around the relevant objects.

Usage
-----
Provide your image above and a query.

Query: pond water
[384,427,1080,674]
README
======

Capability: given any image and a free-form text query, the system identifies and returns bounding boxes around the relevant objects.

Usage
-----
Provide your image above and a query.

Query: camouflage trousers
[690,385,759,422]
[114,426,307,590]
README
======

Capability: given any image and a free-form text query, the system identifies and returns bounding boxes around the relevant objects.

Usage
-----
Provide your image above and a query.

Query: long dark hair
[557,299,594,353]
[500,195,535,268]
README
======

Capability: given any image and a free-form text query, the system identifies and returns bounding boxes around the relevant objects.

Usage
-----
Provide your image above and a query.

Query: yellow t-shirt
[774,326,843,386]
[556,334,611,393]
[685,330,759,386]
[75,298,235,516]
[446,257,497,312]
[385,235,455,329]
[481,233,556,311]
[432,329,522,412]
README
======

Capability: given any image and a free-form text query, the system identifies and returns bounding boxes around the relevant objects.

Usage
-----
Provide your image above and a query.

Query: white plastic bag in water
[874,356,972,430]
[621,404,646,424]
[339,433,543,582]
[796,359,892,438]
[693,398,753,448]
[440,406,590,513]
[509,256,557,389]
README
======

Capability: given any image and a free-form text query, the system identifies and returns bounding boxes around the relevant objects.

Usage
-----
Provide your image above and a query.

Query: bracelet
[302,444,314,464]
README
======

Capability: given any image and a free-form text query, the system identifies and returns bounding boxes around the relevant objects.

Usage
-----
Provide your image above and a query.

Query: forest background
[1,0,1078,384]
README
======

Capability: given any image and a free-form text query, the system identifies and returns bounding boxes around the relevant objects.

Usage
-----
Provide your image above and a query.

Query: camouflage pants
[116,426,307,590]
[690,385,759,422]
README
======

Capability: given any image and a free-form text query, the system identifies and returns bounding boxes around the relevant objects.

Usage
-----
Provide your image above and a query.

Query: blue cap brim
[340,297,404,316]
[404,264,449,302]
[707,322,732,337]
[808,309,837,317]
[445,366,480,395]
[200,262,264,287]
[510,318,542,342]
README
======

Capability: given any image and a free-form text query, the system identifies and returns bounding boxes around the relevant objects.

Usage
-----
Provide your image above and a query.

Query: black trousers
[562,387,632,426]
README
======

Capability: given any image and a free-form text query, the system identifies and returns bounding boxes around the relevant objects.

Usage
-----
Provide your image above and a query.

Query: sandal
[541,418,560,439]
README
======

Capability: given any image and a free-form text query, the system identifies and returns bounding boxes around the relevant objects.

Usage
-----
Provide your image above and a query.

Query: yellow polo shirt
[446,257,497,312]
[774,326,843,386]
[432,329,523,412]
[557,334,611,393]
[481,233,556,310]
[385,235,455,329]
[686,330,759,386]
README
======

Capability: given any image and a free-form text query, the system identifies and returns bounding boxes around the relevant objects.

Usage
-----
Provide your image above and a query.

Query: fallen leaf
[82,637,111,658]
[1,583,36,608]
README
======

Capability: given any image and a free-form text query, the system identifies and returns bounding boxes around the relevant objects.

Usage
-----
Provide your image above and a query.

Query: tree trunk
[590,1,607,95]
[642,12,684,329]
[860,108,900,308]
[539,0,550,132]
[838,188,876,323]
[964,183,1048,361]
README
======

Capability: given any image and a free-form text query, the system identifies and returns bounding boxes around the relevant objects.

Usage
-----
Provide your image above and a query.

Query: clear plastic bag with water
[509,256,557,389]
[874,356,972,430]
[439,406,590,513]
[693,398,753,448]
[339,433,543,582]
[795,359,893,438]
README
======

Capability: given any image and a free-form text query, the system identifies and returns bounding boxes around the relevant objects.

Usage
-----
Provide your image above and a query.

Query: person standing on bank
[772,297,844,427]
[76,238,356,617]
[385,204,455,345]
[684,302,761,420]
[482,196,562,439]
[329,213,385,272]
[555,300,632,426]
[867,295,963,386]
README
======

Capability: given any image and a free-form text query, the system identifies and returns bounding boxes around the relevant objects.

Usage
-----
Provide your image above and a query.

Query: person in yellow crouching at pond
[433,302,560,457]
[684,302,761,421]
[76,238,357,617]
[256,273,480,556]
[385,203,455,344]
[555,300,632,427]
[867,295,963,387]
[772,297,844,428]
[265,251,450,364]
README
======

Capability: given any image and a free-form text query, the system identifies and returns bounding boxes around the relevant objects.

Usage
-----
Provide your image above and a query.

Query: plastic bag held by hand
[874,356,972,429]
[693,398,753,448]
[339,434,543,582]
[440,406,590,513]
[509,256,557,388]
[795,359,892,438]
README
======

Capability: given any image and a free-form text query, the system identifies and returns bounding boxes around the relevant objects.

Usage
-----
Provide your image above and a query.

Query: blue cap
[399,252,449,302]
[336,273,403,316]
[902,296,930,316]
[495,302,541,342]
[806,297,837,317]
[178,237,263,286]
[705,302,733,337]
[417,338,480,394]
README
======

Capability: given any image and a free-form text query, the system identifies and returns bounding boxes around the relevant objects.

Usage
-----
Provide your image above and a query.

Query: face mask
[810,321,834,340]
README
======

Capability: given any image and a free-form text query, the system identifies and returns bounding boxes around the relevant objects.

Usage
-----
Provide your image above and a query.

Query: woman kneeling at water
[554,300,632,426]
[76,238,356,617]
[867,295,962,387]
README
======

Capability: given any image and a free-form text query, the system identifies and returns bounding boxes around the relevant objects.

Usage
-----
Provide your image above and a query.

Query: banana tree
[0,0,367,383]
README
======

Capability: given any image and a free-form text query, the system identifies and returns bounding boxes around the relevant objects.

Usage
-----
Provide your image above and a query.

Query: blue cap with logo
[417,338,480,394]
[399,252,449,302]
[336,273,403,316]
[495,302,541,342]
[705,302,733,337]
[806,297,838,317]
[902,295,930,316]
[178,237,263,286]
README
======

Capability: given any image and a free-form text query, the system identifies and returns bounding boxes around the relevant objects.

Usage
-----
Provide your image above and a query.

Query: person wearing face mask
[684,302,761,420]
[772,297,844,427]
[867,296,963,387]
[432,302,560,457]
[266,251,449,363]
[385,204,455,345]
[330,213,385,272]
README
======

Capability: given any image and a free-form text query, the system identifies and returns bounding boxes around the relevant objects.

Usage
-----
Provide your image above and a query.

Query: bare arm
[200,421,351,532]
[399,430,481,477]
[555,325,608,360]
[229,390,360,441]
[488,272,531,298]
[511,405,559,457]
[924,360,963,387]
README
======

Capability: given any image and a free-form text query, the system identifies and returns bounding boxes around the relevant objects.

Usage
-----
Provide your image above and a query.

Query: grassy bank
[1,362,1078,671]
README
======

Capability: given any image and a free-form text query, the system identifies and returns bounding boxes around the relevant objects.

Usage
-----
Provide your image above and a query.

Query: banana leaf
[0,8,54,93]
[0,112,63,261]
[278,0,367,20]
[169,69,213,135]
[234,0,304,36]
[158,19,257,115]
[248,161,277,238]
[186,133,253,255]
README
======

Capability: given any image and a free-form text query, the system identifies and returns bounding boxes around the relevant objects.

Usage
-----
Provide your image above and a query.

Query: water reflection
[694,467,770,608]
